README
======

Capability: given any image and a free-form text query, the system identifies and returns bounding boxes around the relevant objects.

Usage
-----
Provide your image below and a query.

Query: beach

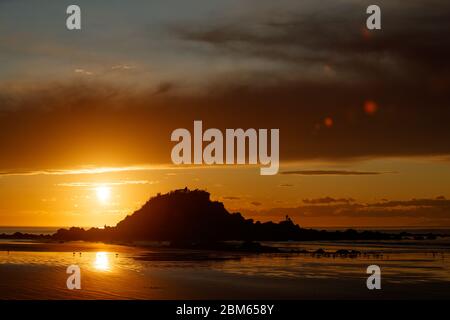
[1,239,449,299]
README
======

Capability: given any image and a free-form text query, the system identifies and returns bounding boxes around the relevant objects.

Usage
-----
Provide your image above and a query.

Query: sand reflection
[94,252,110,271]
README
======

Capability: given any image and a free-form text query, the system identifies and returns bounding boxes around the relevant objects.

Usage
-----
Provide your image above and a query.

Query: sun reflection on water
[94,252,110,271]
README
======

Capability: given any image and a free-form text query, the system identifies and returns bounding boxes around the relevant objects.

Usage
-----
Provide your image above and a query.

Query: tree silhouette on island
[51,188,400,245]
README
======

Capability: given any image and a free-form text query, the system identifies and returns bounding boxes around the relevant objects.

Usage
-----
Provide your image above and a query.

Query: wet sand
[0,240,449,299]
[0,240,136,253]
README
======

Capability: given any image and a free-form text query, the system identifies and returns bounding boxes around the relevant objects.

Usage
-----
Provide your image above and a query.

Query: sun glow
[95,186,111,203]
[94,252,110,271]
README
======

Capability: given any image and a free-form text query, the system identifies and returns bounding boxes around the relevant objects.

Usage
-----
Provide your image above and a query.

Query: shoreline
[1,238,449,257]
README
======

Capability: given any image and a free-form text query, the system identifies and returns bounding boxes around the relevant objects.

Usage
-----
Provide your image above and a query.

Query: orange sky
[1,157,450,227]
[1,0,450,227]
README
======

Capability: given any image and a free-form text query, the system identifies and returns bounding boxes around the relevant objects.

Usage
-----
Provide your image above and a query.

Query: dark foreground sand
[0,240,449,299]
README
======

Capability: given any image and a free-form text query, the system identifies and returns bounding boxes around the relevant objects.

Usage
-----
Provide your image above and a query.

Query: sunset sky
[1,0,450,228]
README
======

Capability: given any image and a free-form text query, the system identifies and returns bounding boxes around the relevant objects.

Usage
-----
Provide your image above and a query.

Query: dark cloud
[245,196,450,223]
[167,1,450,163]
[303,197,355,204]
[153,82,176,96]
[281,170,386,176]
[1,2,450,172]
[0,77,450,172]
[370,197,450,208]
[174,0,450,82]
[250,201,262,206]
[223,196,241,200]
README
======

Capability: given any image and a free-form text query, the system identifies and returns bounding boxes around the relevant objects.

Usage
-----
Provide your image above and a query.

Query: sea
[1,226,449,235]
[0,226,66,235]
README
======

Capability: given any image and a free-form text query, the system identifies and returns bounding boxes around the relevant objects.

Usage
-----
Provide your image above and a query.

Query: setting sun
[95,186,111,203]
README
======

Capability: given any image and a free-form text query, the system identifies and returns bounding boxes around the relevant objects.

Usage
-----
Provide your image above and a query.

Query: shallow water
[0,240,449,299]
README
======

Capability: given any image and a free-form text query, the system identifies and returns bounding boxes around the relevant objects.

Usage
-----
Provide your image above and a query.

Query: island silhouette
[2,188,440,246]
[52,188,399,243]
